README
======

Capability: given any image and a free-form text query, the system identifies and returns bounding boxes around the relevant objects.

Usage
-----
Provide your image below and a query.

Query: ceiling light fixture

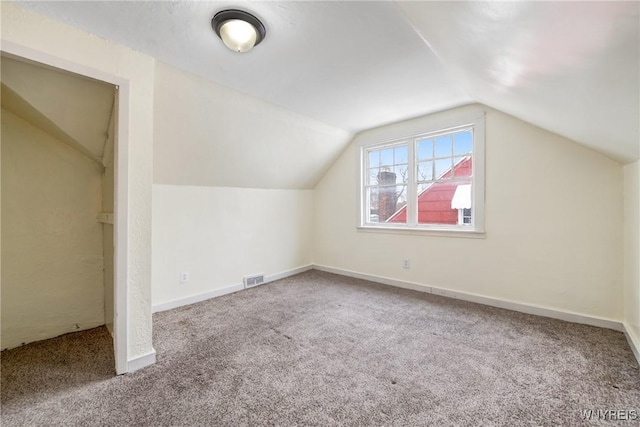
[211,9,266,53]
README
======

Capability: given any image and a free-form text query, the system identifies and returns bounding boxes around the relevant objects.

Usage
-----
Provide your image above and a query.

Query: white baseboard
[313,264,433,294]
[152,264,314,313]
[623,323,640,366]
[312,264,624,332]
[127,348,156,373]
[265,264,313,283]
[152,283,245,313]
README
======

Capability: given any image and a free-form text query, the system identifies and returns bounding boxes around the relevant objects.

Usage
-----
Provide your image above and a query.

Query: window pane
[435,135,452,157]
[393,165,408,184]
[417,181,460,225]
[435,158,452,178]
[368,150,380,168]
[417,139,433,160]
[368,167,379,185]
[394,146,408,164]
[366,187,379,223]
[453,156,472,177]
[417,161,433,182]
[376,169,396,185]
[380,148,394,168]
[369,185,407,224]
[454,131,472,155]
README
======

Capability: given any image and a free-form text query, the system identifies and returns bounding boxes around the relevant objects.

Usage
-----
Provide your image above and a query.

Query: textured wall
[1,109,105,349]
[314,104,624,321]
[1,3,155,361]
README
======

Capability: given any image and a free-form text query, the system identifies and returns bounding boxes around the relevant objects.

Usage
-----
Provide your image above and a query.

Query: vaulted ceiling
[397,1,639,164]
[12,1,640,164]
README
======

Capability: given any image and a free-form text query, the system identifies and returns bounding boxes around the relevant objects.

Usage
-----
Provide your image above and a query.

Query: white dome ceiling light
[212,9,266,53]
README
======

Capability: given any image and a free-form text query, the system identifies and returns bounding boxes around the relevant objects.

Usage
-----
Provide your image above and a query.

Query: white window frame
[358,111,485,236]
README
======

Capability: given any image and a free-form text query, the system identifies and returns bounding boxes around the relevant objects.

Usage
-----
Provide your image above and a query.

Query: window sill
[357,225,486,239]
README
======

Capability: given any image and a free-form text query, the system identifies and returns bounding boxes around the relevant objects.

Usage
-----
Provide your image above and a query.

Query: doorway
[0,48,129,374]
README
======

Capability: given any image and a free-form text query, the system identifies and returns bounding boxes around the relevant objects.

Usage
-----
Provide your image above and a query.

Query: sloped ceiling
[1,55,115,163]
[10,1,640,164]
[11,1,470,133]
[396,1,639,163]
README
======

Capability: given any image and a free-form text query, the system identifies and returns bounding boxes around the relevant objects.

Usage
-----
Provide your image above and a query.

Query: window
[458,208,472,225]
[360,113,484,233]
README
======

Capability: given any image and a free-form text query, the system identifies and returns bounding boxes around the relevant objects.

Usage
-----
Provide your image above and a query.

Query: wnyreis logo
[581,409,638,421]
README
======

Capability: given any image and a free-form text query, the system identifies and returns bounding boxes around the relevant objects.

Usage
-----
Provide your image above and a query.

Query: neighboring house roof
[387,157,472,224]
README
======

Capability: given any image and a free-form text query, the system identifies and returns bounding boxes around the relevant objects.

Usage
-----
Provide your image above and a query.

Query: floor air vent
[243,274,265,288]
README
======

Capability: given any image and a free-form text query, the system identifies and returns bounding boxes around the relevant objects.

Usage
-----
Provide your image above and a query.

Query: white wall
[1,109,105,349]
[152,61,326,308]
[2,2,155,363]
[314,104,624,321]
[152,185,312,307]
[624,160,640,356]
[153,61,352,189]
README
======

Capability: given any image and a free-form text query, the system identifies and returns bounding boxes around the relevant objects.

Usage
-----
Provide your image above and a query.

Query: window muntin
[361,119,484,233]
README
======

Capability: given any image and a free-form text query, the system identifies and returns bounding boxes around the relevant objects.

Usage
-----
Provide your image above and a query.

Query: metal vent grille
[243,274,265,288]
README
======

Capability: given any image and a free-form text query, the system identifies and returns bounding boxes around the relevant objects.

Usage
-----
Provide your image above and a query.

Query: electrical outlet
[403,259,410,269]
[180,271,189,283]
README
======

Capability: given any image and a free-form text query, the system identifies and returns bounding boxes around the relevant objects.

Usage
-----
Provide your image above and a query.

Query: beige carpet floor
[2,270,639,426]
